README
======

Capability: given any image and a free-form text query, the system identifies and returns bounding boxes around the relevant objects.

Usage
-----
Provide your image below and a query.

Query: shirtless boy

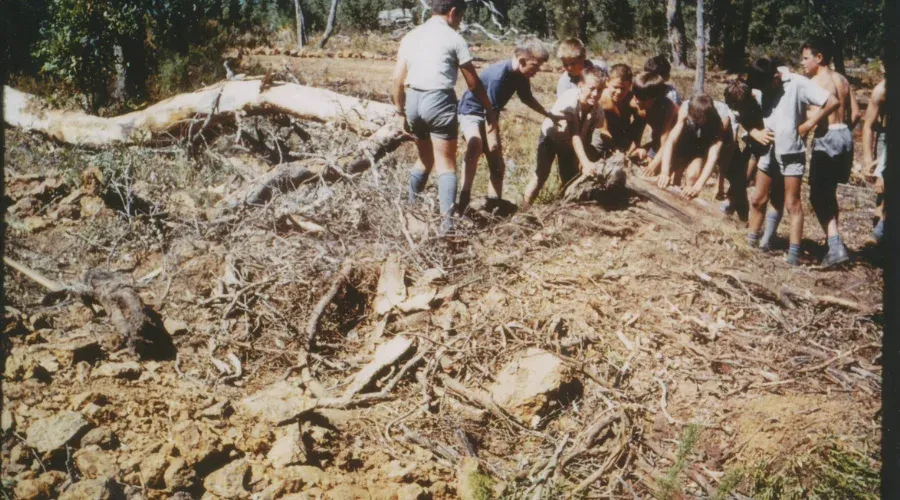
[801,39,861,266]
[862,78,887,245]
[629,72,679,176]
[598,64,640,157]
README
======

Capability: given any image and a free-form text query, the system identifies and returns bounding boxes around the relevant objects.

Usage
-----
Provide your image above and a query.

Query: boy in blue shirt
[456,39,562,212]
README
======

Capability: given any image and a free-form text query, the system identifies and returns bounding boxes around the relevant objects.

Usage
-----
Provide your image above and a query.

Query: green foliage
[342,0,388,32]
[656,424,700,499]
[747,439,879,500]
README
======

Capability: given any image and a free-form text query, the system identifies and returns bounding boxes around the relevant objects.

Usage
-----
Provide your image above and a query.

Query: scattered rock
[397,483,428,500]
[275,465,325,493]
[25,411,91,453]
[163,317,189,335]
[374,254,407,315]
[93,361,142,379]
[2,406,15,432]
[164,457,196,491]
[267,432,306,469]
[172,420,223,465]
[140,452,168,488]
[81,426,116,449]
[13,471,66,500]
[199,400,232,420]
[240,381,315,425]
[325,484,371,499]
[74,445,119,479]
[59,478,114,500]
[488,348,571,424]
[203,459,249,499]
[383,460,417,482]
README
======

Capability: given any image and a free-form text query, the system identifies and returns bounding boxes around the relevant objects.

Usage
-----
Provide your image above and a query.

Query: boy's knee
[785,198,803,214]
[751,193,769,211]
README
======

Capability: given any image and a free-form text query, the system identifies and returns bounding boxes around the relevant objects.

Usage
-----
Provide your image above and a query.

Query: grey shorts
[757,150,805,177]
[405,88,458,141]
[537,133,579,186]
[876,133,887,179]
[812,125,853,182]
[459,113,486,142]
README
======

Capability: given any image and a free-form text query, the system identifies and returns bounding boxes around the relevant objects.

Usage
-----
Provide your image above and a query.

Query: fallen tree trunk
[4,80,395,147]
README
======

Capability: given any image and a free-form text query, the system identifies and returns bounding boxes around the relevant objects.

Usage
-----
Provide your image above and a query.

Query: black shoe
[821,244,850,268]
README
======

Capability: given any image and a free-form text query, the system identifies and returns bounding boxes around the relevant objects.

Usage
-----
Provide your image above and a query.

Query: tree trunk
[694,0,706,94]
[833,33,846,74]
[3,81,396,147]
[666,0,688,68]
[318,0,340,48]
[295,0,308,47]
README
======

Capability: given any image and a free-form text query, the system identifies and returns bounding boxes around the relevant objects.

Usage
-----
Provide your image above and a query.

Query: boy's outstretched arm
[391,58,409,130]
[798,94,839,137]
[684,139,723,199]
[849,83,862,129]
[520,95,564,122]
[657,109,687,188]
[643,107,680,176]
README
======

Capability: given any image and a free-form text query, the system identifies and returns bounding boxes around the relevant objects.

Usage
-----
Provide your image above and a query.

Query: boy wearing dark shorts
[392,0,495,231]
[801,39,861,266]
[456,39,561,213]
[523,66,608,205]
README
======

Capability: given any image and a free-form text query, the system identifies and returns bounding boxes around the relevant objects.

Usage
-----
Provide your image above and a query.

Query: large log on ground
[4,80,395,147]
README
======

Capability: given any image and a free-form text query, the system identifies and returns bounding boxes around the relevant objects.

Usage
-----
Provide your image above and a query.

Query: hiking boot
[821,243,850,268]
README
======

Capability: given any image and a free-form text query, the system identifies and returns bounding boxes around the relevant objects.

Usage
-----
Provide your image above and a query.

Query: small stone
[488,348,572,423]
[2,406,14,432]
[267,433,306,469]
[172,420,222,465]
[240,381,315,424]
[383,460,417,482]
[140,453,168,488]
[163,317,189,335]
[81,426,116,449]
[397,483,428,500]
[199,400,232,420]
[74,445,119,479]
[13,471,66,500]
[203,459,249,499]
[164,458,195,491]
[93,361,142,379]
[25,411,91,453]
[59,478,114,500]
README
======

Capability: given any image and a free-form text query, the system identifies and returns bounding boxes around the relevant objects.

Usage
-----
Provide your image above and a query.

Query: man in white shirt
[745,58,838,266]
[391,0,495,231]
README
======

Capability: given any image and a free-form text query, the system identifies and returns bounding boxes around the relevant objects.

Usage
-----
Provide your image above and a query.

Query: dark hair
[687,94,721,131]
[723,79,763,129]
[801,38,833,65]
[432,0,467,15]
[746,58,778,90]
[632,72,667,101]
[608,63,633,82]
[644,55,672,80]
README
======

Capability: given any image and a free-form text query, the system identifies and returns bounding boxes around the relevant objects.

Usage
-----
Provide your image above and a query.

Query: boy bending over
[721,79,768,220]
[392,0,496,230]
[599,64,641,157]
[523,66,607,205]
[656,95,733,200]
[457,38,561,213]
[629,72,679,176]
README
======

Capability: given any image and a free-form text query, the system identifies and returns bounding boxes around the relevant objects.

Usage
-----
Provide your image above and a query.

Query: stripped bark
[4,81,394,147]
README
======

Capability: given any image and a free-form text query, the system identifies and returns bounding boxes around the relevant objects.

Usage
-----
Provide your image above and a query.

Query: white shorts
[459,113,486,142]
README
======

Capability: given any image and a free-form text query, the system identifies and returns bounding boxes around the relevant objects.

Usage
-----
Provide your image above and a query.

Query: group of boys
[392,0,888,267]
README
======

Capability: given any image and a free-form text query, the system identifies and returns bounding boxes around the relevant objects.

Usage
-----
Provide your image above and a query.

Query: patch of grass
[656,423,701,500]
[745,438,879,500]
